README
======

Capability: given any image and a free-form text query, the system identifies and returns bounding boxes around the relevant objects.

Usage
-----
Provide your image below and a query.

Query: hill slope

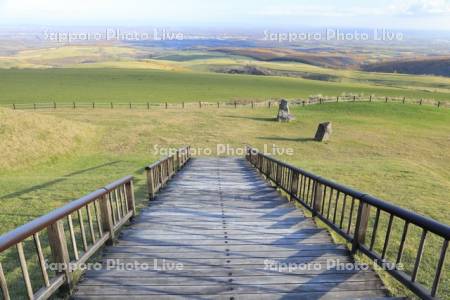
[0,108,94,169]
[362,57,450,77]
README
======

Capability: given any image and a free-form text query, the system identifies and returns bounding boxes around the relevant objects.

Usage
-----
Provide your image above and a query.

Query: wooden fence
[0,146,191,299]
[246,146,449,300]
[0,176,135,300]
[145,146,191,199]
[4,95,449,111]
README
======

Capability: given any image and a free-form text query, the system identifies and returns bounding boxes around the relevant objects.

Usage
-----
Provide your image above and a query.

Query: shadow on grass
[258,136,316,142]
[223,115,277,122]
[0,161,123,200]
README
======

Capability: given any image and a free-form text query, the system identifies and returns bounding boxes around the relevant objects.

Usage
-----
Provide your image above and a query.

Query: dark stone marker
[277,99,294,122]
[315,122,332,142]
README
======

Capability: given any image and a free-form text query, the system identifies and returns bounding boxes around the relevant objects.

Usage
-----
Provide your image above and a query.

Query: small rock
[315,122,332,142]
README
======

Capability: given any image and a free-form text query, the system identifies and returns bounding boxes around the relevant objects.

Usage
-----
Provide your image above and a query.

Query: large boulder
[314,122,332,142]
[277,99,294,122]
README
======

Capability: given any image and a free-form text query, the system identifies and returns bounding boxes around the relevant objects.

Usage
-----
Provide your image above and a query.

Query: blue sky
[0,0,449,30]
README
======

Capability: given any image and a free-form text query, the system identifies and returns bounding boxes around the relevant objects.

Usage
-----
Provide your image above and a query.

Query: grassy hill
[363,56,450,77]
[1,67,450,105]
[0,102,449,298]
[0,45,449,105]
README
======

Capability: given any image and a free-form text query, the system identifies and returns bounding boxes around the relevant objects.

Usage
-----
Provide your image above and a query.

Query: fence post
[34,103,36,110]
[251,101,254,109]
[438,101,441,108]
[12,104,15,110]
[165,102,168,109]
[99,194,115,244]
[353,96,356,102]
[420,99,423,105]
[125,181,136,217]
[92,102,95,109]
[53,102,56,110]
[199,101,202,108]
[268,101,271,108]
[129,103,132,109]
[403,97,406,104]
[385,97,388,103]
[217,102,220,108]
[73,102,76,109]
[337,96,339,102]
[111,102,113,109]
[312,181,323,217]
[147,102,150,110]
[352,199,371,254]
[369,95,372,102]
[234,101,237,108]
[182,102,185,109]
[47,220,72,293]
[146,168,156,199]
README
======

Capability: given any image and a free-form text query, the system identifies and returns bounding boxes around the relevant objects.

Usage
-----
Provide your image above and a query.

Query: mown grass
[1,68,450,105]
[0,102,449,299]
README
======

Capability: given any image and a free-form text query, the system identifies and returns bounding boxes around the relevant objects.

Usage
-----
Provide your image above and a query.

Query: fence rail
[246,146,449,300]
[145,146,191,199]
[4,95,449,111]
[0,176,136,300]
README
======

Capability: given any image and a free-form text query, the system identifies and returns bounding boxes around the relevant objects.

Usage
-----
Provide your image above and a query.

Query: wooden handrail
[0,175,135,300]
[145,146,191,199]
[246,146,449,300]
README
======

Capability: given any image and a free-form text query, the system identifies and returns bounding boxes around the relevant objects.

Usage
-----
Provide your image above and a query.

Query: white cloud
[388,0,450,16]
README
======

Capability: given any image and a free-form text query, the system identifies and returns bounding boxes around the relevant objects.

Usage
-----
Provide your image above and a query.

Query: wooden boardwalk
[73,158,394,300]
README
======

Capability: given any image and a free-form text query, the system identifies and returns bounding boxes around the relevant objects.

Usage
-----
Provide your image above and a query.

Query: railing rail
[145,146,191,199]
[246,146,449,300]
[4,95,449,111]
[0,175,135,300]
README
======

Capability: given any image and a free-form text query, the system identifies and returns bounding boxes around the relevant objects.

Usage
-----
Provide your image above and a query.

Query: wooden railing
[5,95,449,111]
[0,176,135,300]
[145,146,191,199]
[246,146,449,300]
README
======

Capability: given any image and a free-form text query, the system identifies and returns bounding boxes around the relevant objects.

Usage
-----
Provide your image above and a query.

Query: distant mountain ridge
[362,57,450,77]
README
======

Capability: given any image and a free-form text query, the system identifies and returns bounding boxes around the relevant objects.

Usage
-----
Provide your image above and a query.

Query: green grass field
[1,68,450,105]
[0,102,449,298]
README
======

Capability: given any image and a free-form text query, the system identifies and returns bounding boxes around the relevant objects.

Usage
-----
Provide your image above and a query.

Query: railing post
[352,198,371,254]
[12,104,16,110]
[99,194,115,244]
[125,181,136,217]
[47,220,72,293]
[0,262,10,300]
[177,150,181,170]
[146,168,156,199]
[312,181,323,217]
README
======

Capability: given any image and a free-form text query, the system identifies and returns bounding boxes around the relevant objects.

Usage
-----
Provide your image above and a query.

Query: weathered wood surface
[73,158,393,300]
